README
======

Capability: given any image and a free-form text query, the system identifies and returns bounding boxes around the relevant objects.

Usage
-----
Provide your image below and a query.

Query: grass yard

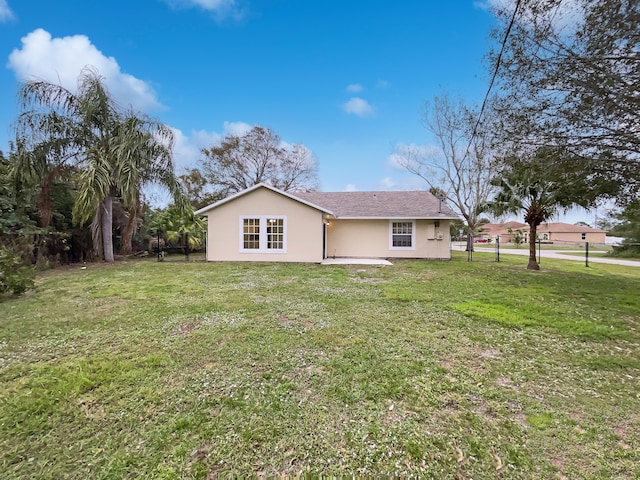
[1,252,639,479]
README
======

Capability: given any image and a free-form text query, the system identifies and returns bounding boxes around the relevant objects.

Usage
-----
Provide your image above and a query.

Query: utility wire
[465,0,523,156]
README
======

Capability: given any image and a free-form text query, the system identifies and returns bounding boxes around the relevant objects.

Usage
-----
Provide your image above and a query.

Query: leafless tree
[200,126,318,195]
[394,94,499,248]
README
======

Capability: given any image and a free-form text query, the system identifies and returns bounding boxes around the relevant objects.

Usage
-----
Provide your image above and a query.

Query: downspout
[323,222,327,259]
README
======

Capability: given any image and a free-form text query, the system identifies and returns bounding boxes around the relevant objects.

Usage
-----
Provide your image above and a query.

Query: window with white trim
[243,218,260,249]
[390,221,415,250]
[240,216,286,253]
[266,218,284,249]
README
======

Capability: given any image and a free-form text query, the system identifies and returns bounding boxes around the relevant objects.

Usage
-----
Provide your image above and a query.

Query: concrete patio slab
[321,258,393,266]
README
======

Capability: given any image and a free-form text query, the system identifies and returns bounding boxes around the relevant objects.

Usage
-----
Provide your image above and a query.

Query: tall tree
[393,94,499,250]
[200,125,318,195]
[484,148,604,270]
[608,201,640,255]
[14,68,185,262]
[490,0,640,198]
[178,167,224,210]
[0,149,31,236]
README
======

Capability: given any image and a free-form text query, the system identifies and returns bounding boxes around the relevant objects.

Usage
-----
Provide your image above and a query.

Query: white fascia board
[195,183,334,216]
[335,216,460,220]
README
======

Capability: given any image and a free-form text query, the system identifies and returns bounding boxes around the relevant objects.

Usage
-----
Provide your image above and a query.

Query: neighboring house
[479,221,607,244]
[479,221,527,243]
[194,183,459,262]
[538,222,607,244]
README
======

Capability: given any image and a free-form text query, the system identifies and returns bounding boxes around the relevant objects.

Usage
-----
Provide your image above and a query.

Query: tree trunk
[527,223,540,270]
[91,211,103,259]
[465,227,474,252]
[102,195,115,262]
[120,200,139,255]
[37,182,53,228]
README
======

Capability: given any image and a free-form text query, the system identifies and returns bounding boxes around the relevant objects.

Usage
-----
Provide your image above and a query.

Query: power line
[465,0,523,155]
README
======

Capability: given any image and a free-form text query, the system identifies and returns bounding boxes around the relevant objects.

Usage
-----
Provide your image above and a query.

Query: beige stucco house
[194,183,459,262]
[479,221,607,244]
[538,222,606,244]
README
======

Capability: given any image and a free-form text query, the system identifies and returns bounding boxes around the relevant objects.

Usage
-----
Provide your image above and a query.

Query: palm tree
[149,204,206,251]
[14,68,185,261]
[485,149,596,270]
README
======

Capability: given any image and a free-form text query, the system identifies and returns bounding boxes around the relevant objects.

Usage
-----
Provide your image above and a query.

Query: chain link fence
[451,238,640,267]
[149,230,206,262]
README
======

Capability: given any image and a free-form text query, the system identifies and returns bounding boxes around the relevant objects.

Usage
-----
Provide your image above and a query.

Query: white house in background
[194,183,459,262]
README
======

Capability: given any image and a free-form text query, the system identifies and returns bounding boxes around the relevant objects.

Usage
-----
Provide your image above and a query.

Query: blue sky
[0,0,502,198]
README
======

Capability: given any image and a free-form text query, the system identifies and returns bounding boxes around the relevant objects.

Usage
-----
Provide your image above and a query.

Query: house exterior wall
[204,188,325,262]
[484,226,606,245]
[326,219,451,259]
[546,231,606,244]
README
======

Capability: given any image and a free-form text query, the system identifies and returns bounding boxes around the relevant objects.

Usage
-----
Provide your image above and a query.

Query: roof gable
[194,183,333,216]
[195,185,459,219]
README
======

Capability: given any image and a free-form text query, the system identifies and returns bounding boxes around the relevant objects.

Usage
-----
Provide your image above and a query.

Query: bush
[0,246,35,295]
[610,244,640,258]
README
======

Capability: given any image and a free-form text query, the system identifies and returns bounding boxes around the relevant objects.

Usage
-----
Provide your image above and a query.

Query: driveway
[451,245,640,268]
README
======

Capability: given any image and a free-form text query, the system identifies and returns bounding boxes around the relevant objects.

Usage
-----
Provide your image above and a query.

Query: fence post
[495,236,500,262]
[538,238,541,267]
[157,231,161,262]
[585,241,589,267]
[185,232,189,262]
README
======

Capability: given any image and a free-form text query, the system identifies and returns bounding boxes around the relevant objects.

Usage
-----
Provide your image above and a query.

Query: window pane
[243,219,260,249]
[266,218,284,249]
[392,222,413,247]
[393,234,412,247]
[393,222,412,235]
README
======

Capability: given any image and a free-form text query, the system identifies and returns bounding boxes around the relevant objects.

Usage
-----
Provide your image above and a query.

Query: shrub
[610,244,640,258]
[0,246,35,295]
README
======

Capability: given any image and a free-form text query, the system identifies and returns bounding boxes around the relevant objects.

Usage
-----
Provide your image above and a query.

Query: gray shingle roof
[295,190,458,219]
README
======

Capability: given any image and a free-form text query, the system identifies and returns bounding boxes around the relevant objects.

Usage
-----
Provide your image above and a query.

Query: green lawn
[1,252,639,479]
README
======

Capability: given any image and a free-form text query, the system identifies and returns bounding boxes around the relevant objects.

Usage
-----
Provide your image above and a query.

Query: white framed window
[389,220,416,250]
[240,216,287,253]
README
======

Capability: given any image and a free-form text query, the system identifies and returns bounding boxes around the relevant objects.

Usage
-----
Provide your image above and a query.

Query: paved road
[451,245,640,268]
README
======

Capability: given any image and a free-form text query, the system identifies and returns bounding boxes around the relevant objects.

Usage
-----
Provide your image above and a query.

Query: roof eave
[333,215,460,220]
[194,183,334,216]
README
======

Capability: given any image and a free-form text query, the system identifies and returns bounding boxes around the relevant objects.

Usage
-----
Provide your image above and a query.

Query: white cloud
[7,29,163,112]
[170,126,229,170]
[387,143,441,170]
[377,80,389,89]
[342,97,375,118]
[171,128,206,170]
[222,120,252,137]
[344,184,357,192]
[162,0,241,19]
[166,0,234,10]
[0,0,14,22]
[346,83,363,93]
[378,177,396,190]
